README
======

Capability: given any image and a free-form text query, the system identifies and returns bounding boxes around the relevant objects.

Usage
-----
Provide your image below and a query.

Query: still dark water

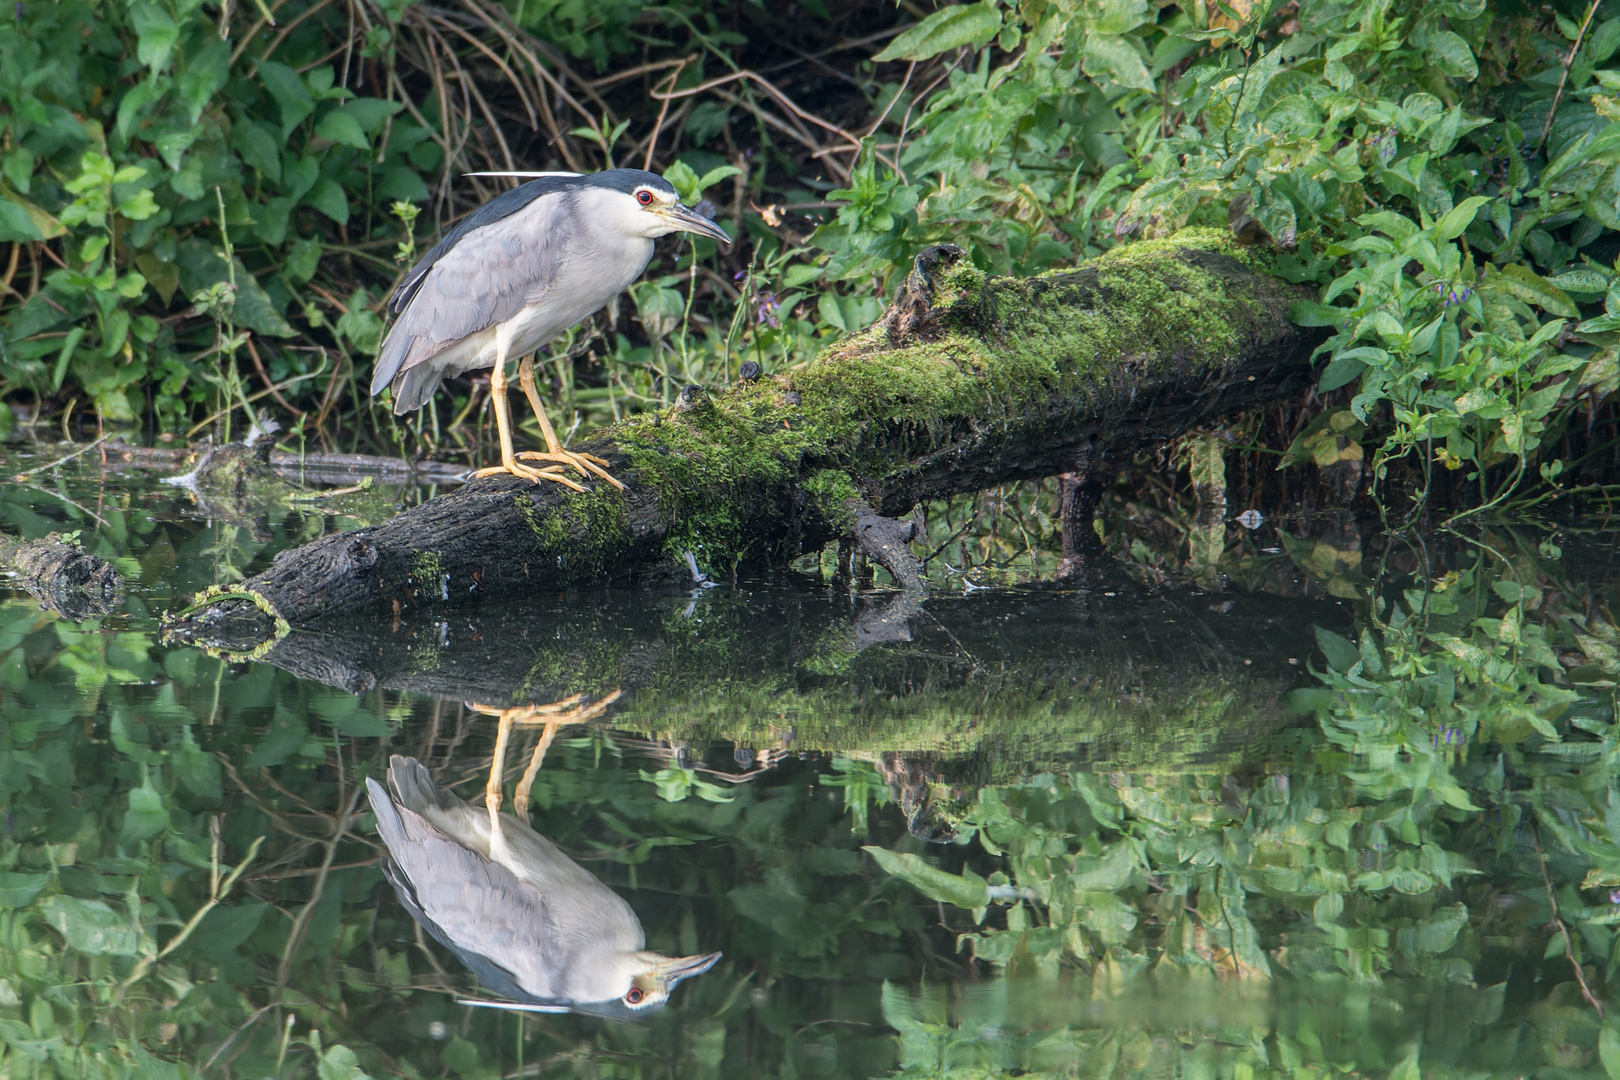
[2,455,1619,1079]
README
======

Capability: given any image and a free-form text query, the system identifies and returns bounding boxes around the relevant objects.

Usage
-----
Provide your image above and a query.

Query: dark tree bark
[166,231,1323,642]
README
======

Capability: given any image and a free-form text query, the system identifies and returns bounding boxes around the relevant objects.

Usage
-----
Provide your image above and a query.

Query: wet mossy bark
[168,229,1322,637]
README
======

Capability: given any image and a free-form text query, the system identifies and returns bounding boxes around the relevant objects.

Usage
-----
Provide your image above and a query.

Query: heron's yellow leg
[471,359,586,491]
[513,356,626,491]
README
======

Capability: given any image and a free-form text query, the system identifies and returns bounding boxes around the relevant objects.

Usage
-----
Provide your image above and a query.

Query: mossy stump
[168,230,1322,637]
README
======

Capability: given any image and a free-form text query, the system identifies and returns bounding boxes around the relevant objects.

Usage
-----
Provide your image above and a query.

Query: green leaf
[129,1,180,73]
[1590,18,1620,64]
[306,179,350,225]
[874,3,1002,62]
[1068,843,1134,891]
[258,61,315,136]
[1549,268,1609,294]
[1316,627,1360,673]
[1083,34,1155,92]
[1491,264,1579,317]
[1318,354,1367,392]
[341,97,403,133]
[1387,1050,1421,1080]
[40,896,139,957]
[316,109,370,151]
[1426,31,1477,80]
[122,768,168,842]
[0,190,64,243]
[0,873,47,909]
[1600,1018,1620,1080]
[231,119,282,180]
[318,1044,375,1080]
[863,846,990,909]
[1435,195,1490,241]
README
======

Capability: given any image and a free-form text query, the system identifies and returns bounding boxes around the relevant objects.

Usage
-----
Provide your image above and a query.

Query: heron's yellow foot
[516,450,625,490]
[471,457,586,491]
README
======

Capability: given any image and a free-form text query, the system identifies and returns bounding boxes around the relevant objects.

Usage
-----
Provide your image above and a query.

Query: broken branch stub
[165,229,1322,643]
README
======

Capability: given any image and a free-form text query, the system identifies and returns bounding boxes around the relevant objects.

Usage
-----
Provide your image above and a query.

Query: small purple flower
[734,271,747,282]
[1609,888,1620,905]
[756,291,780,329]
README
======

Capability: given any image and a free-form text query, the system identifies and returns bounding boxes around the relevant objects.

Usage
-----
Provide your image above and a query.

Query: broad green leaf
[1435,195,1489,241]
[258,60,316,135]
[864,846,990,909]
[0,873,47,909]
[40,896,139,957]
[0,189,64,243]
[1490,264,1579,317]
[306,179,350,225]
[1083,34,1155,92]
[1601,1019,1620,1080]
[1590,18,1620,64]
[1549,268,1610,293]
[1316,627,1361,673]
[316,109,370,151]
[1318,354,1367,392]
[874,4,1002,62]
[231,119,282,180]
[1426,31,1477,80]
[129,1,180,73]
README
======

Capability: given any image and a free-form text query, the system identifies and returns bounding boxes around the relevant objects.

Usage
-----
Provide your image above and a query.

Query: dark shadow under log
[167,229,1323,641]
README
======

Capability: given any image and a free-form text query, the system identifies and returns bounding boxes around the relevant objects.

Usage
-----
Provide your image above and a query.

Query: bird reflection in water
[366,692,720,1017]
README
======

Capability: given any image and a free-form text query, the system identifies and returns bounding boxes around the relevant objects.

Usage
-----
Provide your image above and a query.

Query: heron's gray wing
[373,181,581,406]
[388,175,583,318]
[367,777,562,1000]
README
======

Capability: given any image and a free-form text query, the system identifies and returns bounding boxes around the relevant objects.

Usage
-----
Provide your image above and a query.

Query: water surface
[1,458,1617,1079]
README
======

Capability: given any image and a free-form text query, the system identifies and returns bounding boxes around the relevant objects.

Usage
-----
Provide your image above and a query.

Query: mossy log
[168,230,1322,638]
[0,533,123,620]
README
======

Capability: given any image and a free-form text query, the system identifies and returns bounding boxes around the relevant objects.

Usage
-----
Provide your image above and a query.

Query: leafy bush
[3,0,1619,511]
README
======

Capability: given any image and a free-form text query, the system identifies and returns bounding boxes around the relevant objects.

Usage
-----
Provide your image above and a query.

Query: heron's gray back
[383,757,643,951]
[373,186,656,413]
[368,775,573,999]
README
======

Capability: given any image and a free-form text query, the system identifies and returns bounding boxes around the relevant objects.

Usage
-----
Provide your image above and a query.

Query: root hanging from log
[165,229,1324,644]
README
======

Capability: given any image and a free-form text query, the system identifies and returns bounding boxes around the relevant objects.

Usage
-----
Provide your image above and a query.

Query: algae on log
[169,230,1321,636]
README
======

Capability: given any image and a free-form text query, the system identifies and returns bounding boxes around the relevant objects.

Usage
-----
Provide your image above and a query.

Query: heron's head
[589,170,732,245]
[586,949,722,1012]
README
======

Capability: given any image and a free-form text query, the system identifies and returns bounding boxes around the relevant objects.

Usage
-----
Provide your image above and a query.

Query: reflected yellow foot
[469,691,625,818]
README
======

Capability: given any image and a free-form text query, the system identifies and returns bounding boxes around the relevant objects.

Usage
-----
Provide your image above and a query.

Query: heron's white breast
[485,187,655,362]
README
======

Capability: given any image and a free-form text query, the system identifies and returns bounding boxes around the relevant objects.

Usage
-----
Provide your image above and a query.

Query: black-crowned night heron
[371,170,731,489]
[367,753,720,1016]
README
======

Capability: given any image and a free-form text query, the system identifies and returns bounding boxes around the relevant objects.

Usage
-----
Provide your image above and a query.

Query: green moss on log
[616,229,1287,573]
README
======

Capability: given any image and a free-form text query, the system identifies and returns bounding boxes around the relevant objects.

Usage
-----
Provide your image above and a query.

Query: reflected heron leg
[470,353,585,490]
[511,689,624,818]
[514,356,626,491]
[483,703,518,862]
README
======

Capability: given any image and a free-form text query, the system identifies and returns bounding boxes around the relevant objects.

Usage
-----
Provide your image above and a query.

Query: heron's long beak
[660,204,732,245]
[653,951,723,988]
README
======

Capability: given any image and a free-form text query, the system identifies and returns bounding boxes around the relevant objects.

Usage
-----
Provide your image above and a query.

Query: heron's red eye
[636,190,655,206]
[626,987,645,1004]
